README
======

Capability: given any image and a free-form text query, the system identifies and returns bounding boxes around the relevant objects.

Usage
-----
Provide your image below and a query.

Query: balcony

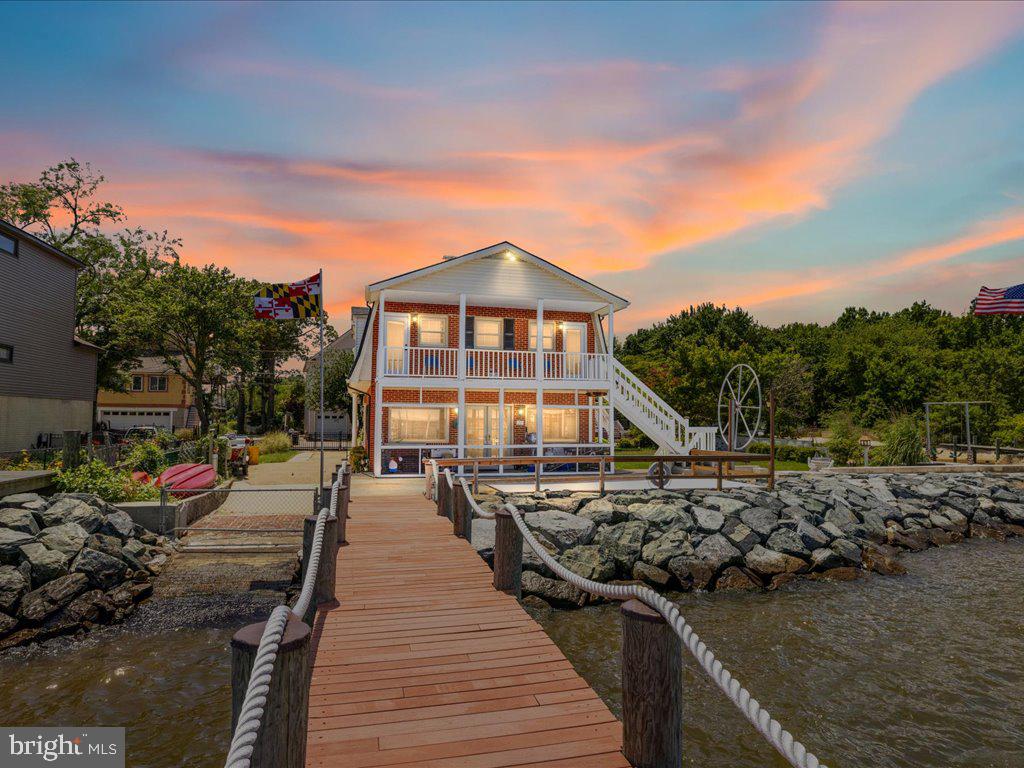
[382,346,611,381]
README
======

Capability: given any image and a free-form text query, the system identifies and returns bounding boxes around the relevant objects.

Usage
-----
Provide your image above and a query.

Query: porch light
[412,313,419,323]
[504,250,516,260]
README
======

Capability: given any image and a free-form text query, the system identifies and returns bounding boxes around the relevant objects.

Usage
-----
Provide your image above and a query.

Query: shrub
[874,415,926,466]
[259,431,292,455]
[825,412,860,466]
[349,445,368,472]
[616,426,656,451]
[123,440,168,475]
[174,428,197,441]
[748,441,818,463]
[56,460,160,502]
[994,414,1024,447]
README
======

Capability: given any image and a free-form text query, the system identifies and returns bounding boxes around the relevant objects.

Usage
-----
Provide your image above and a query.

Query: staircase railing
[611,358,688,449]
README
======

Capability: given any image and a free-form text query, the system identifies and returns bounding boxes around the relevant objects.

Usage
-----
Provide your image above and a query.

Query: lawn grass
[258,450,299,464]
[610,448,807,472]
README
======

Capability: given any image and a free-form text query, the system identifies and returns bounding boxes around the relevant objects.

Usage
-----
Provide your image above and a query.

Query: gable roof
[0,218,86,269]
[365,241,629,311]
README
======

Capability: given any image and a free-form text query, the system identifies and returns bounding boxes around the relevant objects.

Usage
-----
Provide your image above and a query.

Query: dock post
[62,430,82,471]
[302,515,338,624]
[473,461,479,494]
[336,481,348,544]
[716,459,723,491]
[437,475,448,516]
[453,483,467,539]
[599,457,605,494]
[493,507,522,598]
[231,615,310,768]
[534,461,541,492]
[620,599,682,768]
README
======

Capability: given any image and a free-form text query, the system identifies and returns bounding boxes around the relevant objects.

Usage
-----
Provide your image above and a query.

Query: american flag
[974,283,1024,315]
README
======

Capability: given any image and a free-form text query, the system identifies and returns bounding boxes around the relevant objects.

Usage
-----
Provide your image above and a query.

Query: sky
[2,0,1024,333]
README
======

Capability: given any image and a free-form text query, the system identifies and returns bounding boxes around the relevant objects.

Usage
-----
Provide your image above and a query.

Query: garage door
[100,410,175,430]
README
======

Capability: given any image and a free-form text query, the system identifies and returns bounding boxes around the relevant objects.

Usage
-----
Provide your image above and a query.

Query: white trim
[366,242,629,311]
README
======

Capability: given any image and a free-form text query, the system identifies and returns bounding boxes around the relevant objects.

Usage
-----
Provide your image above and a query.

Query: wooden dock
[305,491,628,768]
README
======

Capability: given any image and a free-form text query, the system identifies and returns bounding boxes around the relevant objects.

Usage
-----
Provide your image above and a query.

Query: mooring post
[437,474,448,516]
[453,482,467,538]
[457,482,473,540]
[231,615,310,768]
[336,481,348,544]
[473,461,480,494]
[493,507,522,597]
[716,459,723,491]
[302,515,337,625]
[62,430,82,471]
[620,599,682,768]
[534,460,541,492]
[599,457,606,494]
[768,388,776,491]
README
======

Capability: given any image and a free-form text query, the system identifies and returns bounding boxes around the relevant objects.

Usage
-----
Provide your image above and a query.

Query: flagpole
[319,268,325,497]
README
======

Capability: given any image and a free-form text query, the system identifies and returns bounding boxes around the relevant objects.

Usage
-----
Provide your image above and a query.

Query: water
[1,541,1022,767]
[530,537,1024,768]
[0,596,266,768]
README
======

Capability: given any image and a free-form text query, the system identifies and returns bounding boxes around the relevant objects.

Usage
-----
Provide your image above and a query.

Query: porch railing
[383,346,612,380]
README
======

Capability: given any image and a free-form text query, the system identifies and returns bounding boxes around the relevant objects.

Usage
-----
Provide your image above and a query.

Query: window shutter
[465,316,474,348]
[503,319,515,350]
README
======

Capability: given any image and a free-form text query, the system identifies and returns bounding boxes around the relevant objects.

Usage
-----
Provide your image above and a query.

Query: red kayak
[131,470,151,484]
[155,463,216,496]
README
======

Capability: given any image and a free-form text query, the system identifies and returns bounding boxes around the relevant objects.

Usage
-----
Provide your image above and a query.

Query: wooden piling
[302,515,337,625]
[337,482,348,544]
[230,615,310,768]
[493,507,522,598]
[620,599,682,768]
[768,388,776,491]
[62,430,82,471]
[436,475,449,517]
[453,483,468,539]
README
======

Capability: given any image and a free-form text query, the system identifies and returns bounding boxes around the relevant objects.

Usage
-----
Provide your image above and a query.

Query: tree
[131,263,254,434]
[0,159,177,391]
[306,350,354,414]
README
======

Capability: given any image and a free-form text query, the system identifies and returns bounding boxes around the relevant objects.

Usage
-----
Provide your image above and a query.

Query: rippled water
[2,540,1022,767]
[530,537,1024,767]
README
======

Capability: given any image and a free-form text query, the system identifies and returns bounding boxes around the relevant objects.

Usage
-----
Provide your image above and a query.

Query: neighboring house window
[526,407,579,443]
[0,233,16,258]
[0,344,12,364]
[149,375,168,392]
[131,375,144,392]
[388,407,447,442]
[473,318,502,349]
[528,320,555,350]
[417,315,447,347]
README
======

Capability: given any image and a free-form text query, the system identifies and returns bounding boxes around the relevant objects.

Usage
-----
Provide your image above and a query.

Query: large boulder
[666,556,715,591]
[796,519,830,550]
[72,548,128,590]
[522,511,595,551]
[0,507,40,536]
[830,538,863,566]
[102,511,137,540]
[595,520,647,573]
[999,503,1024,525]
[535,496,589,514]
[765,528,810,558]
[86,534,124,561]
[521,571,587,608]
[740,507,779,538]
[577,497,628,525]
[18,573,89,622]
[37,522,88,557]
[632,562,672,587]
[702,496,750,516]
[694,534,742,571]
[715,566,762,591]
[0,493,45,509]
[744,545,806,578]
[558,545,616,582]
[18,543,70,584]
[640,527,693,568]
[692,507,724,534]
[0,529,35,565]
[35,497,94,528]
[0,565,27,613]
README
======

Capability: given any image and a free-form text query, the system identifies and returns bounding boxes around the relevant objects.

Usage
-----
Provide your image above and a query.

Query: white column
[498,387,505,475]
[535,299,544,465]
[349,391,357,444]
[458,293,467,379]
[373,292,387,476]
[457,384,465,470]
[607,303,615,369]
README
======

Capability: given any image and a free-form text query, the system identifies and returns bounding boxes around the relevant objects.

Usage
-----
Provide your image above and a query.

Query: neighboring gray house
[302,306,367,440]
[0,220,99,452]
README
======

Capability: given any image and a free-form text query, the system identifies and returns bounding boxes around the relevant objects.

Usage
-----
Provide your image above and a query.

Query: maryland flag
[254,273,322,320]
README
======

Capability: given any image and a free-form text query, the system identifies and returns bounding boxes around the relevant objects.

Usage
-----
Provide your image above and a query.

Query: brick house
[346,242,715,477]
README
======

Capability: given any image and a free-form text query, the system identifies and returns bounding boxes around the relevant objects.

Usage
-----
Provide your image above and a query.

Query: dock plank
[305,491,623,767]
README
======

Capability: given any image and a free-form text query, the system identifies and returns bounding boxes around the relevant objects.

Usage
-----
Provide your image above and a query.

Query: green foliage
[747,441,819,463]
[122,441,168,475]
[307,349,355,413]
[825,412,860,466]
[874,414,926,466]
[616,426,655,451]
[259,431,292,454]
[349,445,368,472]
[618,301,1024,437]
[994,414,1024,446]
[55,460,159,502]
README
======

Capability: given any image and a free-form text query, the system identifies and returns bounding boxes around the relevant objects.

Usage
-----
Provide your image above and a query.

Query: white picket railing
[465,349,537,379]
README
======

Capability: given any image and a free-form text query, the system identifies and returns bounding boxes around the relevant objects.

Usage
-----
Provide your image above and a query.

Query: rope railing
[499,499,827,768]
[224,476,341,768]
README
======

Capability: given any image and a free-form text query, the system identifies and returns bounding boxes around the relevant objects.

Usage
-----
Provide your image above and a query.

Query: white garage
[98,408,177,431]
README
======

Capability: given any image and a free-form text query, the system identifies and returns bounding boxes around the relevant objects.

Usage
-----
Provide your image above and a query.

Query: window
[526,407,579,442]
[528,320,555,350]
[0,233,16,258]
[417,315,447,347]
[388,407,447,442]
[131,375,144,392]
[0,344,12,364]
[474,317,502,349]
[148,375,168,392]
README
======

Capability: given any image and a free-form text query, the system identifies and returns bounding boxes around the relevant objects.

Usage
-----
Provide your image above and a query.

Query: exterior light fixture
[505,250,516,260]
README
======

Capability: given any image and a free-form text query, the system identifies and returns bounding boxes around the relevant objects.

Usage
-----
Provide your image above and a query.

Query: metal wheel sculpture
[717,364,762,450]
[646,460,672,489]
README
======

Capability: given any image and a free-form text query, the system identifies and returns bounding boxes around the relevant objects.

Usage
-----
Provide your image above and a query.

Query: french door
[563,322,587,378]
[384,314,409,374]
[465,404,514,466]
